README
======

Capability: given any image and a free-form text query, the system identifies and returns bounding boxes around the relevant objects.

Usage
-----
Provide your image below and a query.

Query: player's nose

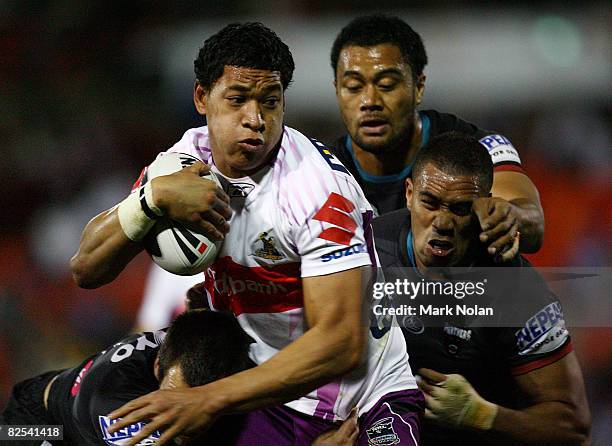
[359,84,383,111]
[242,101,265,132]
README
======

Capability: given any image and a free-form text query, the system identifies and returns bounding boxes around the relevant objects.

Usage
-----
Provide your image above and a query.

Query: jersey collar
[345,112,430,184]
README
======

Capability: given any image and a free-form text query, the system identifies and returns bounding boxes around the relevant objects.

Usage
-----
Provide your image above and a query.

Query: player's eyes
[377,81,397,91]
[344,82,363,92]
[450,203,472,216]
[228,96,246,105]
[263,97,280,108]
[421,200,437,209]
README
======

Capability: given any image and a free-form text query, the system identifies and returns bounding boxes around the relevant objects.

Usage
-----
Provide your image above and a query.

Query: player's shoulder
[281,126,353,175]
[167,125,211,161]
[279,126,369,209]
[422,109,521,168]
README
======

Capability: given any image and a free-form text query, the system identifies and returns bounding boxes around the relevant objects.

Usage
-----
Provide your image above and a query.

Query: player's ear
[153,355,161,381]
[405,177,414,211]
[193,81,207,115]
[415,73,426,106]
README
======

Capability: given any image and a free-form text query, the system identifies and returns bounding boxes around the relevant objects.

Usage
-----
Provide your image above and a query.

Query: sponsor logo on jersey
[516,302,568,355]
[478,134,521,165]
[366,417,400,445]
[478,134,513,151]
[309,138,350,174]
[321,244,366,262]
[215,273,289,296]
[253,231,286,261]
[444,324,472,341]
[314,193,358,246]
[98,416,161,445]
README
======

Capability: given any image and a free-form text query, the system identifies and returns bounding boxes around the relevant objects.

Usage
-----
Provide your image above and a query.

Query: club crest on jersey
[252,231,286,262]
[366,417,400,445]
[98,416,161,445]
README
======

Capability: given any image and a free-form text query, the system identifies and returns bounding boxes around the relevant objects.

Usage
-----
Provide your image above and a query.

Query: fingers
[418,368,448,385]
[338,407,359,437]
[487,221,519,257]
[478,204,511,239]
[423,392,442,413]
[186,282,209,310]
[495,230,520,263]
[108,397,149,425]
[190,161,211,176]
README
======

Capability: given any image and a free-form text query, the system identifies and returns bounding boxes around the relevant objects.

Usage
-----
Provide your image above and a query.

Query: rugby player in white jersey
[71,23,422,446]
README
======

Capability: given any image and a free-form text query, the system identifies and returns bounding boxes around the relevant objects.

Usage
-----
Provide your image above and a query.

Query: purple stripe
[313,381,341,420]
[362,210,376,266]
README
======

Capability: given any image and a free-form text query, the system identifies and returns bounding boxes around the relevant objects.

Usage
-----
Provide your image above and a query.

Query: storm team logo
[253,231,285,261]
[366,417,400,445]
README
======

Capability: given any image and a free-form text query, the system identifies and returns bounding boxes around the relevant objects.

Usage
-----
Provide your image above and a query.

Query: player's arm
[70,162,231,288]
[419,352,591,445]
[106,266,367,446]
[491,170,544,253]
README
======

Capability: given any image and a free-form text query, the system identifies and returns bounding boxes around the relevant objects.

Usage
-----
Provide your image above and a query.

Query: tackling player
[71,23,422,445]
[0,310,253,445]
[372,132,591,445]
[330,15,544,261]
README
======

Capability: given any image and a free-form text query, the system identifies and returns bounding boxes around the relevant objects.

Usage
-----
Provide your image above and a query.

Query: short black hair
[158,310,254,387]
[331,15,427,80]
[412,132,494,193]
[194,22,295,91]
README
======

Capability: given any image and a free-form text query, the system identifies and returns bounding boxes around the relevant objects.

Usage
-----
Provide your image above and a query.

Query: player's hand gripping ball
[142,152,222,275]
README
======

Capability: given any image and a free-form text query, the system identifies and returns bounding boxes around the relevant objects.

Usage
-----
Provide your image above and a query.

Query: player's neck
[352,113,422,177]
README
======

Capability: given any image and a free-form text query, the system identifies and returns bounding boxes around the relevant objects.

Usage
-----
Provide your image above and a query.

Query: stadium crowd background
[1,0,610,442]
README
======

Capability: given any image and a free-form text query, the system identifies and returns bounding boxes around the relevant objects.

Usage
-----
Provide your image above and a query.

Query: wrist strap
[118,188,157,241]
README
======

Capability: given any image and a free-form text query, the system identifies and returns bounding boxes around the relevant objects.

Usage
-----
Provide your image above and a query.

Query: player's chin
[354,134,394,153]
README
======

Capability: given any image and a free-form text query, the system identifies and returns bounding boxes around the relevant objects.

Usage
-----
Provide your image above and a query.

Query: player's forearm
[203,322,366,414]
[509,197,544,253]
[485,402,590,445]
[70,207,143,288]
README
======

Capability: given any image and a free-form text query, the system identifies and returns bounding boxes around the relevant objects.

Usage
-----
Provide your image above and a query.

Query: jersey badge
[252,231,286,262]
[366,416,400,445]
[98,416,161,445]
[402,315,425,335]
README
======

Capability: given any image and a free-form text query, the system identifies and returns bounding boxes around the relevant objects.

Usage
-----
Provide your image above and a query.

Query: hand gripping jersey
[163,125,417,420]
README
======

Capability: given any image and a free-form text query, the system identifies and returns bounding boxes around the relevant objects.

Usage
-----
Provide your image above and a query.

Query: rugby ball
[141,152,222,275]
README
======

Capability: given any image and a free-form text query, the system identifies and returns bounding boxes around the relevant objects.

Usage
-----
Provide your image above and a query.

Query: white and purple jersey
[159,125,417,420]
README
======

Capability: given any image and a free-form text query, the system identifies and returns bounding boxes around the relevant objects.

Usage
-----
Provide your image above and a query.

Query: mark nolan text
[373,304,494,317]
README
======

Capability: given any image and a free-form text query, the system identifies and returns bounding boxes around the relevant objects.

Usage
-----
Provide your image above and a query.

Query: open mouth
[427,239,455,257]
[359,118,389,134]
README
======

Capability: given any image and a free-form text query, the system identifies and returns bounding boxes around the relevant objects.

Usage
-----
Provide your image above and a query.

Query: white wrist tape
[118,183,162,241]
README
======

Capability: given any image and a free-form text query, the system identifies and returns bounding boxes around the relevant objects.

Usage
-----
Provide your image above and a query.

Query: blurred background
[1,0,610,442]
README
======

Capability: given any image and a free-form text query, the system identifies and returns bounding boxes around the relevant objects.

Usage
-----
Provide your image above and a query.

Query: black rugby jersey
[330,110,524,215]
[47,330,165,445]
[372,209,572,445]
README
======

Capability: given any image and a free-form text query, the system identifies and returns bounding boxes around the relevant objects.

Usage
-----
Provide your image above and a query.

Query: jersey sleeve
[477,134,525,173]
[287,151,375,277]
[497,267,572,376]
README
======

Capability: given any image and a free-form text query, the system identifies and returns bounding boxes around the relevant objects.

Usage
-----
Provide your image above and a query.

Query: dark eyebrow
[225,84,282,94]
[342,68,405,80]
[419,191,439,201]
